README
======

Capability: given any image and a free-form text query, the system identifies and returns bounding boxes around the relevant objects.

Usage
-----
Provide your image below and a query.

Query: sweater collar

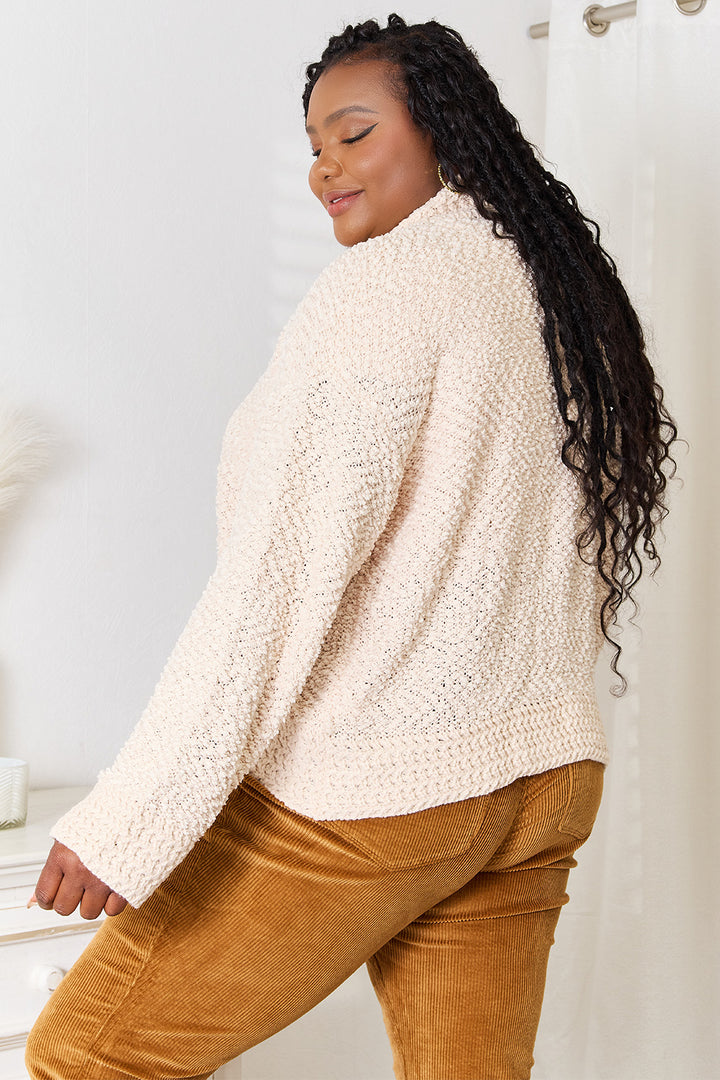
[348,186,475,253]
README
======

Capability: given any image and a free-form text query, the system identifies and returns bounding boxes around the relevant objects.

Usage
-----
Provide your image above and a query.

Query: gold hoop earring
[437,163,452,190]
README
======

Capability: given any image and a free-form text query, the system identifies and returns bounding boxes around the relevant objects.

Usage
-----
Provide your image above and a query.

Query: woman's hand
[29,840,128,920]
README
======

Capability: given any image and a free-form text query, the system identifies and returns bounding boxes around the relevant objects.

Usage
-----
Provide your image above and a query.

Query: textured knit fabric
[51,187,609,907]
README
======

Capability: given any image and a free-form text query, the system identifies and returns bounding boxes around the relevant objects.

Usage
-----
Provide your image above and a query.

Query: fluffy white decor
[0,402,51,520]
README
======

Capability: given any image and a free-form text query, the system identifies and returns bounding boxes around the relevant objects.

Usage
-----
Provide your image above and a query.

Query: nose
[312,145,342,181]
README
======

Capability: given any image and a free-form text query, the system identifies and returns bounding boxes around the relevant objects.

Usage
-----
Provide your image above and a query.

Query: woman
[27,15,676,1080]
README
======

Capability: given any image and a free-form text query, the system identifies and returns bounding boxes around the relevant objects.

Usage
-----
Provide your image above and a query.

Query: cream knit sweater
[52,188,609,907]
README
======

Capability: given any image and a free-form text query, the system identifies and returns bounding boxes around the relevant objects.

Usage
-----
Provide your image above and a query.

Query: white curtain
[535,2,720,1078]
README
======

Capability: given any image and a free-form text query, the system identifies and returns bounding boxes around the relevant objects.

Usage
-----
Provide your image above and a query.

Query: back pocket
[558,759,605,841]
[321,794,490,870]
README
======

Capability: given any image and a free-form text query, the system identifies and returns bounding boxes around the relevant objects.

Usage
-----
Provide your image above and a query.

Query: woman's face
[306,60,442,247]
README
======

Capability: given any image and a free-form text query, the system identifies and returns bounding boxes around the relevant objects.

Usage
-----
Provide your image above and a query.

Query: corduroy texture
[27,759,604,1080]
[50,186,609,908]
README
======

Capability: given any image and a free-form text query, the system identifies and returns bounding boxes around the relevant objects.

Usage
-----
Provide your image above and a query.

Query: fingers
[31,840,127,919]
[78,887,127,920]
[104,892,128,917]
[33,882,126,921]
[33,853,64,912]
[52,873,85,918]
[79,885,111,921]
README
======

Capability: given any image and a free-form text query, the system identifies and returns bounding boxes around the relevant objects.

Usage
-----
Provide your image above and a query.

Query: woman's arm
[44,244,441,910]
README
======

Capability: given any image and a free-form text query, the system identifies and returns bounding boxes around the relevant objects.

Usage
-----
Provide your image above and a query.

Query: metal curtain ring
[583,5,611,37]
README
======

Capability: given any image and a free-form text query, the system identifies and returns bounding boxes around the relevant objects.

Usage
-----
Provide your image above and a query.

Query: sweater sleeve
[50,246,440,907]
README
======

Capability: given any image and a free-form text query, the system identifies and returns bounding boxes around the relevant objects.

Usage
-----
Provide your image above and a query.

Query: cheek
[363,141,426,196]
[356,143,400,184]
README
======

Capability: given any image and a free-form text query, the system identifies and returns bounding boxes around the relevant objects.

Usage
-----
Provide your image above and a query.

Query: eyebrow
[305,105,379,135]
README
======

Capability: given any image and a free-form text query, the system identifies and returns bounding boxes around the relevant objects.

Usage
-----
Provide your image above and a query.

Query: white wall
[1,0,550,786]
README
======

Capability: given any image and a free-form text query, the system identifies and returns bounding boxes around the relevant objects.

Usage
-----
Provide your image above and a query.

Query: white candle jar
[0,757,29,829]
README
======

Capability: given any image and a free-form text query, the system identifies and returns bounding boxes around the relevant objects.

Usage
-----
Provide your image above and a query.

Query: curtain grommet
[583,5,611,37]
[674,0,706,14]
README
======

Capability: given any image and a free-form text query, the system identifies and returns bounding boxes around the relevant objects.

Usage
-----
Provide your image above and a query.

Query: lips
[323,189,363,218]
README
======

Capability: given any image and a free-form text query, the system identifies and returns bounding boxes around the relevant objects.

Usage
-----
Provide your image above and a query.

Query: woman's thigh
[366,759,605,1080]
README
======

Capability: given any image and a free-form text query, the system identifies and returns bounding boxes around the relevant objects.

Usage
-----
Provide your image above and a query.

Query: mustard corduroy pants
[26,759,604,1080]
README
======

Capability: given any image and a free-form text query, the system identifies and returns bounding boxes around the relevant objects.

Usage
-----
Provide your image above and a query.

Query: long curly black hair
[303,14,678,694]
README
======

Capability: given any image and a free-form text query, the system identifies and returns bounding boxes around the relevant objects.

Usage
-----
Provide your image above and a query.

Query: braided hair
[303,15,678,694]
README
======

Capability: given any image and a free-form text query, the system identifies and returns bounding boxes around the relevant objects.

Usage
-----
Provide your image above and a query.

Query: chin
[336,229,372,248]
[333,215,374,248]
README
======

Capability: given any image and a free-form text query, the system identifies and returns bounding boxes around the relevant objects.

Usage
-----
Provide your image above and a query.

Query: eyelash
[311,123,377,158]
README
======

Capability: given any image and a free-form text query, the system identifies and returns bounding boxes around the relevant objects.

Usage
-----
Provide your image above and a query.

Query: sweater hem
[246,692,609,821]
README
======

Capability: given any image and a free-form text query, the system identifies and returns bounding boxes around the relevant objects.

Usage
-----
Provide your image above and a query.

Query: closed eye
[343,123,378,145]
[310,123,378,159]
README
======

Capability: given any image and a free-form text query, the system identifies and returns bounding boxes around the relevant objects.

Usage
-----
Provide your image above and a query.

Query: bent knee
[25,1015,58,1080]
[25,1000,93,1080]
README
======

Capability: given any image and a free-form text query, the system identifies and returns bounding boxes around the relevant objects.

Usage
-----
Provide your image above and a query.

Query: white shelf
[0,787,90,870]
